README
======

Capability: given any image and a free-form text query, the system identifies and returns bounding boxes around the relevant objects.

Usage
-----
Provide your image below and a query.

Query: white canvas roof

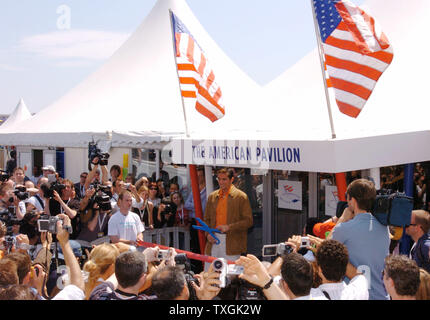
[0,0,260,148]
[172,0,430,172]
[0,98,32,129]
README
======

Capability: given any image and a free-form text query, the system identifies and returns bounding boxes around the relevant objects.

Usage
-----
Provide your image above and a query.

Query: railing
[143,227,190,251]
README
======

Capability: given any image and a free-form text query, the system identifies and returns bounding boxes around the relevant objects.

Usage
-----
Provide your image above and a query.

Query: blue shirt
[411,233,430,273]
[332,212,390,300]
[184,187,207,219]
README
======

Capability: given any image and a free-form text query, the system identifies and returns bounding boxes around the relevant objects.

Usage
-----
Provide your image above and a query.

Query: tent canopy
[0,0,260,148]
[1,98,32,130]
[172,0,430,172]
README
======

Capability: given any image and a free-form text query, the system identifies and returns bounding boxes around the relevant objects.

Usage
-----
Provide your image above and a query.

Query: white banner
[325,185,339,217]
[278,180,302,210]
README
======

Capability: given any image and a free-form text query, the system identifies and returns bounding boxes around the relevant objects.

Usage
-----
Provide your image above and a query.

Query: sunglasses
[150,188,158,191]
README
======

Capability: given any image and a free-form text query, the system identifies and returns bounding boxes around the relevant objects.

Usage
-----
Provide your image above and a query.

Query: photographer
[49,214,85,300]
[26,177,48,213]
[111,179,142,214]
[0,183,26,222]
[151,263,221,300]
[44,179,79,220]
[154,196,176,229]
[77,197,110,243]
[328,178,390,300]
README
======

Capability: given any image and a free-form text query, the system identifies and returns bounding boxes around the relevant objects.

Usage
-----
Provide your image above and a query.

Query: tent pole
[310,0,336,139]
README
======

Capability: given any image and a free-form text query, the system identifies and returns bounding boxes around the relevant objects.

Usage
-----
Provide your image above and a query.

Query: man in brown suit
[204,168,253,263]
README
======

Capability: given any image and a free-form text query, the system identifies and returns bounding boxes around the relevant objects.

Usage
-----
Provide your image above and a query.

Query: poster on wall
[325,185,339,217]
[278,180,302,210]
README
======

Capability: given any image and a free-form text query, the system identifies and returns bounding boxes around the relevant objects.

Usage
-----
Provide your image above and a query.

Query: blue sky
[0,0,363,114]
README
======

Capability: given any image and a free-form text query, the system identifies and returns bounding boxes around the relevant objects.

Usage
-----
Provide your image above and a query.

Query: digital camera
[262,243,294,257]
[212,258,244,288]
[37,216,72,234]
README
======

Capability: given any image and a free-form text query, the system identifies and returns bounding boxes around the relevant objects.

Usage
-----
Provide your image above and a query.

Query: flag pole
[169,9,190,138]
[310,0,337,139]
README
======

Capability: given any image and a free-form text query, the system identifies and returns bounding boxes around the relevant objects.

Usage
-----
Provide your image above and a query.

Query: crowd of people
[0,156,429,301]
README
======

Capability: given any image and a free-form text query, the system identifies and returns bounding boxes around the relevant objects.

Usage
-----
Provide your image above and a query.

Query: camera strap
[98,212,107,230]
[322,290,331,300]
[35,195,45,209]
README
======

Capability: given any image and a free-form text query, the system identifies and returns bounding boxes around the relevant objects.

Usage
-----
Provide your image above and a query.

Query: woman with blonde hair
[83,243,120,299]
[416,268,430,300]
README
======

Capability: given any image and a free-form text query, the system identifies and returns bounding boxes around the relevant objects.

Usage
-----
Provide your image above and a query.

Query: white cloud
[0,64,25,71]
[17,29,130,60]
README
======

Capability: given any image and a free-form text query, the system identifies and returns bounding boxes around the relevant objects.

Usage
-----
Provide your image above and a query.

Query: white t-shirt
[52,284,85,300]
[310,274,369,300]
[108,211,145,242]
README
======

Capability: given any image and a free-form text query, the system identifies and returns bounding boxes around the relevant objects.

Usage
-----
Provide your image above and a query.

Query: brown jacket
[204,185,253,256]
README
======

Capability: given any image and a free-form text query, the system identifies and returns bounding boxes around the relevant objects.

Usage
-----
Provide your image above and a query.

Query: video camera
[175,253,199,300]
[40,181,66,199]
[336,189,413,227]
[88,142,110,168]
[212,258,244,288]
[262,242,294,257]
[13,186,29,201]
[160,197,176,215]
[89,183,112,211]
[37,215,73,234]
[0,170,9,182]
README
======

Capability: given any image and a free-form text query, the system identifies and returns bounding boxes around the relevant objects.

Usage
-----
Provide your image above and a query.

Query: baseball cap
[42,165,56,172]
[55,240,83,260]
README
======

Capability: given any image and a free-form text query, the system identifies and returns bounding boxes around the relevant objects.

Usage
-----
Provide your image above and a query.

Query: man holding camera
[26,177,49,213]
[329,179,390,300]
[204,168,253,264]
[110,179,142,215]
[0,183,26,222]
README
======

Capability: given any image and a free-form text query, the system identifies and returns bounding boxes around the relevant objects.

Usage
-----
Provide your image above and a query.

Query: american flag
[171,12,225,122]
[313,0,394,118]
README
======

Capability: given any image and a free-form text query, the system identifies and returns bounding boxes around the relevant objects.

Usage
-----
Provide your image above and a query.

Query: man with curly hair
[311,240,369,300]
[383,254,420,300]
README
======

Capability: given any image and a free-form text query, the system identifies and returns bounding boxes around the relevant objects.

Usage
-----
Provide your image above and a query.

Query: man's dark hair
[346,178,376,212]
[217,168,234,179]
[4,252,32,284]
[110,165,121,175]
[315,240,348,282]
[115,251,147,289]
[151,266,186,300]
[385,255,420,297]
[281,252,313,297]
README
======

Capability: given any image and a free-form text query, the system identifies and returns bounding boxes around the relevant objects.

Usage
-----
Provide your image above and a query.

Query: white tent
[0,0,260,149]
[1,98,32,129]
[172,0,430,173]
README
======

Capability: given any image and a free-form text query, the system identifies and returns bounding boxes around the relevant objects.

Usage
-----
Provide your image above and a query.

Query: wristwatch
[262,276,274,290]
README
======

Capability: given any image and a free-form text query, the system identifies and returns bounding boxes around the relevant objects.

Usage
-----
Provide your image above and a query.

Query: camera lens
[213,260,223,270]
